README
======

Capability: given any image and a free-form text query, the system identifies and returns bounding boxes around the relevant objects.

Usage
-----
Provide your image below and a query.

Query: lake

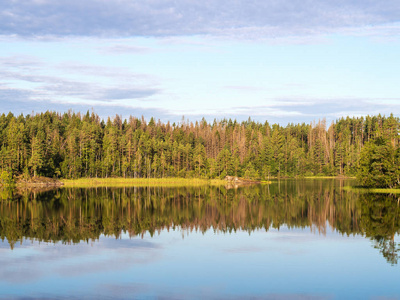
[1,179,399,299]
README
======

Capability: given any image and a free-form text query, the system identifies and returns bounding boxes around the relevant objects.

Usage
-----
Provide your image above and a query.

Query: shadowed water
[0,179,399,299]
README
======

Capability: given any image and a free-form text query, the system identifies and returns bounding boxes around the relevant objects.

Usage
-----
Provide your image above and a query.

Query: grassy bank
[61,177,227,188]
[303,176,356,179]
[367,188,400,194]
[343,186,400,194]
[262,176,356,180]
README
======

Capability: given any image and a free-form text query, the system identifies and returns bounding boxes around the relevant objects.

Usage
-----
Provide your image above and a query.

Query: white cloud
[0,0,399,39]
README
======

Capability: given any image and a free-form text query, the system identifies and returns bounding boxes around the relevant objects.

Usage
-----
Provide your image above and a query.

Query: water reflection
[1,180,399,265]
[359,193,400,265]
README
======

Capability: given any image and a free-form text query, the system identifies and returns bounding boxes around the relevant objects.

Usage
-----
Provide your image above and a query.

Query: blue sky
[0,0,399,124]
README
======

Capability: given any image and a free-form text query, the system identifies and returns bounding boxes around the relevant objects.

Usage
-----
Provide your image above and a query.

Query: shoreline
[264,176,356,180]
[61,177,227,188]
[14,176,64,188]
[1,175,357,189]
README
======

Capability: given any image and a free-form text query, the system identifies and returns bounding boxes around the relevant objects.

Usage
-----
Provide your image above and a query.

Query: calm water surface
[0,179,399,299]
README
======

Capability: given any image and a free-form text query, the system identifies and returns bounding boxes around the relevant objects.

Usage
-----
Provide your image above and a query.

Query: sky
[0,0,400,124]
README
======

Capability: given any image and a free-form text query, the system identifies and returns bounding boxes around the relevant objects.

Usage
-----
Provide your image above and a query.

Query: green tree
[357,137,399,188]
[244,162,259,179]
[29,136,44,177]
[193,144,206,178]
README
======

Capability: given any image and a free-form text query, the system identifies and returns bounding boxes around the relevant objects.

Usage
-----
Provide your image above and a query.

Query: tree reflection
[1,180,399,265]
[358,193,400,265]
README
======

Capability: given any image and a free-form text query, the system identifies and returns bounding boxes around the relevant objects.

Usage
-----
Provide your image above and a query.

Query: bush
[0,170,15,186]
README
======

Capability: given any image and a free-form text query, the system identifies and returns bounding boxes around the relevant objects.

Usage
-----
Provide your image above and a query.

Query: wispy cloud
[224,85,266,92]
[165,97,400,124]
[228,98,400,120]
[0,55,162,104]
[99,45,153,54]
[0,89,173,120]
[1,1,400,39]
[0,55,43,69]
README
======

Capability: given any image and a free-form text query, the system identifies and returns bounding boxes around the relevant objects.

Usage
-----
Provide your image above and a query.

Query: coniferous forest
[0,111,399,186]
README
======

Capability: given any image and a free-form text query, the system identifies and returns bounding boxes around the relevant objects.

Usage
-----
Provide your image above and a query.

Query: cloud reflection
[0,236,162,285]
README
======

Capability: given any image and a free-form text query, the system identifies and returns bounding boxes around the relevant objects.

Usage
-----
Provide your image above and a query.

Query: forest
[0,111,399,185]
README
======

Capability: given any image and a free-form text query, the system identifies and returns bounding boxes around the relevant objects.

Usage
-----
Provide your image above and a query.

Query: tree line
[0,111,399,182]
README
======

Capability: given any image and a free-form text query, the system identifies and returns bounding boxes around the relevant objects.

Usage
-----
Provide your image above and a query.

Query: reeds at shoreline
[61,177,227,187]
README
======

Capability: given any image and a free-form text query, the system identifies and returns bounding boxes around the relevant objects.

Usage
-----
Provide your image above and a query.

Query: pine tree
[29,136,44,177]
